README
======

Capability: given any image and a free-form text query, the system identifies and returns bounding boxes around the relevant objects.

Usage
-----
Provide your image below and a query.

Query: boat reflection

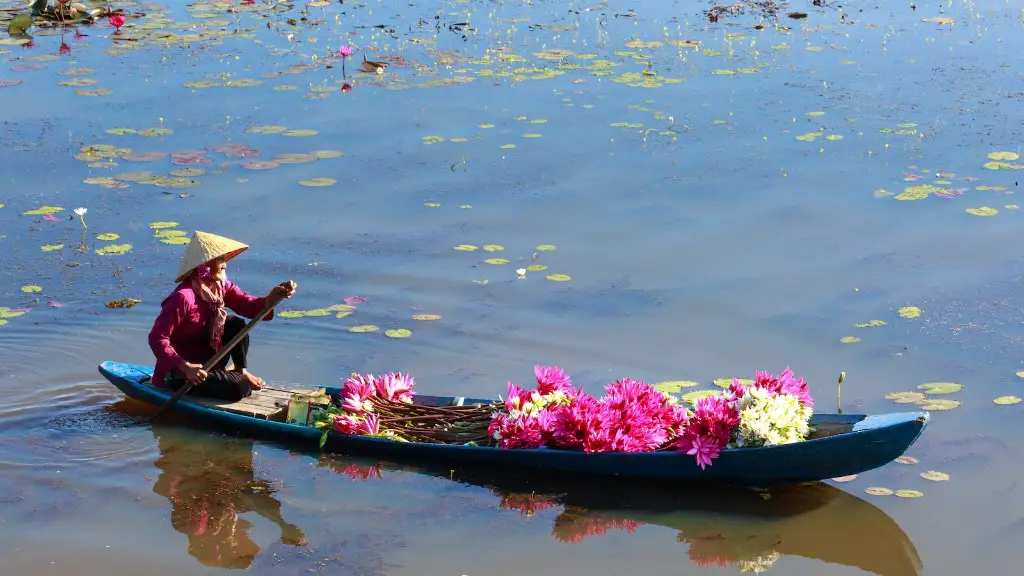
[319,457,923,576]
[148,422,307,569]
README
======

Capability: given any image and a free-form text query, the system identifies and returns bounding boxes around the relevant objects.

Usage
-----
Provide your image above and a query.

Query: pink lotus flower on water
[343,295,367,306]
[374,372,415,403]
[108,14,125,31]
[339,45,353,57]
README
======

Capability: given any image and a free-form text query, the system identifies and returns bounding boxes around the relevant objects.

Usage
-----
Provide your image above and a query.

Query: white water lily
[516,268,527,278]
[74,207,87,229]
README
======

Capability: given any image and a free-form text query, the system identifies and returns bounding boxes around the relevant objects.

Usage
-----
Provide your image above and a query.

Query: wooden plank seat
[143,378,317,421]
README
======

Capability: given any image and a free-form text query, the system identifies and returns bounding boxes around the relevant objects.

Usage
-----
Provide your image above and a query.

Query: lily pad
[298,178,337,187]
[148,221,179,229]
[23,205,64,216]
[917,398,960,411]
[680,389,720,404]
[653,381,700,393]
[546,274,571,282]
[966,206,999,216]
[40,244,64,252]
[482,244,504,252]
[894,489,924,498]
[894,456,919,465]
[453,244,478,251]
[920,470,950,482]
[855,320,887,327]
[885,392,927,404]
[712,378,753,388]
[840,336,861,343]
[536,244,557,251]
[385,328,412,338]
[993,396,1022,405]
[96,244,133,256]
[484,258,509,265]
[898,306,921,319]
[831,475,858,482]
[411,314,442,321]
[21,285,42,293]
[987,151,1020,161]
[864,487,893,496]
[917,382,963,395]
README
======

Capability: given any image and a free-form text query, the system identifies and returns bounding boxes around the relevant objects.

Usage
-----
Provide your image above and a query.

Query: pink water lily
[343,295,367,306]
[339,45,353,57]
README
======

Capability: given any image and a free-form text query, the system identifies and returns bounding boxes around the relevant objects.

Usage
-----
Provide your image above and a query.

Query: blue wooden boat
[98,360,930,486]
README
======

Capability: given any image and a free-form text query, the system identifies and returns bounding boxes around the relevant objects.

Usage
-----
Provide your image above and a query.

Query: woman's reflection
[150,425,306,569]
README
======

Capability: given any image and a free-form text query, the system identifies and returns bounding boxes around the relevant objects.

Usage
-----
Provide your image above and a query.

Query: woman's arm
[223,281,275,321]
[149,291,189,368]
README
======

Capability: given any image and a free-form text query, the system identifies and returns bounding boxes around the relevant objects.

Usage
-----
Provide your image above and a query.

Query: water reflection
[321,458,923,576]
[149,425,307,570]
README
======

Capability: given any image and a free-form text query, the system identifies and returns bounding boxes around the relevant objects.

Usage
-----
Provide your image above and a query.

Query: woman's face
[209,257,227,282]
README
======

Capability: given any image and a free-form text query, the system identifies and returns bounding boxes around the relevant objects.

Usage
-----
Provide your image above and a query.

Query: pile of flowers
[317,364,815,470]
[487,365,814,469]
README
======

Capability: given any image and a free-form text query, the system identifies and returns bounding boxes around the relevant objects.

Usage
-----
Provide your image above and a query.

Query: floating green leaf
[96,233,120,241]
[885,391,926,404]
[920,470,950,482]
[96,243,133,256]
[653,381,700,393]
[484,258,509,265]
[21,285,42,293]
[917,382,963,395]
[712,378,753,388]
[482,244,504,252]
[23,205,64,216]
[40,244,63,252]
[0,307,28,319]
[546,274,571,281]
[993,396,1022,405]
[422,135,445,144]
[412,314,442,321]
[894,489,924,498]
[840,336,861,344]
[149,221,179,229]
[453,245,478,251]
[349,325,380,333]
[898,306,921,319]
[385,328,412,338]
[855,320,887,327]
[536,244,557,251]
[864,487,893,496]
[681,389,720,404]
[966,206,999,216]
[917,398,960,411]
[298,178,337,187]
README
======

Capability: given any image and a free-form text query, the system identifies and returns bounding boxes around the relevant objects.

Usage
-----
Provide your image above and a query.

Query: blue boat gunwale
[98,360,929,458]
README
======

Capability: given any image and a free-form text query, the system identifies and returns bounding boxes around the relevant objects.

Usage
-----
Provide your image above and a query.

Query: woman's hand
[269,280,297,301]
[179,362,208,386]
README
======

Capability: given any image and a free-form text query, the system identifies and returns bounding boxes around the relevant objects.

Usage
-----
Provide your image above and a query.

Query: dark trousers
[168,315,253,402]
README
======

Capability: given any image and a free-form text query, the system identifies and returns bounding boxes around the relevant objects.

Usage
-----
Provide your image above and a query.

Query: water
[1,0,1023,573]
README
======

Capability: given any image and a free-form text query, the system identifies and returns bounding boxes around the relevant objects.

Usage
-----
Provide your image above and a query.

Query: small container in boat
[286,394,312,425]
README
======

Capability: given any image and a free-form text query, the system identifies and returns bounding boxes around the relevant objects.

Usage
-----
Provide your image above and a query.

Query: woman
[148,230,297,402]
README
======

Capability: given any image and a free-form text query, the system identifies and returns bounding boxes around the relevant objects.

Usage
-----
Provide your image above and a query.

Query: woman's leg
[220,315,249,372]
[168,371,251,402]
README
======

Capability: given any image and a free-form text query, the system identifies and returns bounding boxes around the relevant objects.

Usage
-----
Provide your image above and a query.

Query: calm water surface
[1,0,1023,574]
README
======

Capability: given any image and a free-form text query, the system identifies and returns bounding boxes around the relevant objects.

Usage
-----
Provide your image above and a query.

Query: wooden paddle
[148,291,287,422]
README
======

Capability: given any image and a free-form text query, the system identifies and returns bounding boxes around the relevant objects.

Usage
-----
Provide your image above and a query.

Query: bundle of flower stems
[367,395,500,444]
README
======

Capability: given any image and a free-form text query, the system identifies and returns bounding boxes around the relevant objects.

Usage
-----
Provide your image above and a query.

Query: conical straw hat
[174,231,249,283]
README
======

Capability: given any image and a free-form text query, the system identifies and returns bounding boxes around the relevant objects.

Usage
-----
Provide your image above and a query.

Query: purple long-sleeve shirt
[148,281,274,386]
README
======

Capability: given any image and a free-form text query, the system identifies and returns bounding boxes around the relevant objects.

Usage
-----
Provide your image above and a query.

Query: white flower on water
[516,268,527,278]
[74,207,87,216]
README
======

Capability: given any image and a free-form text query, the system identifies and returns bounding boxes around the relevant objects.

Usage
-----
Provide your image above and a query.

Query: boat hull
[98,361,929,486]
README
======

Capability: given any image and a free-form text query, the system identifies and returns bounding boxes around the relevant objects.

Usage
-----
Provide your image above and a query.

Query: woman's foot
[234,368,265,390]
